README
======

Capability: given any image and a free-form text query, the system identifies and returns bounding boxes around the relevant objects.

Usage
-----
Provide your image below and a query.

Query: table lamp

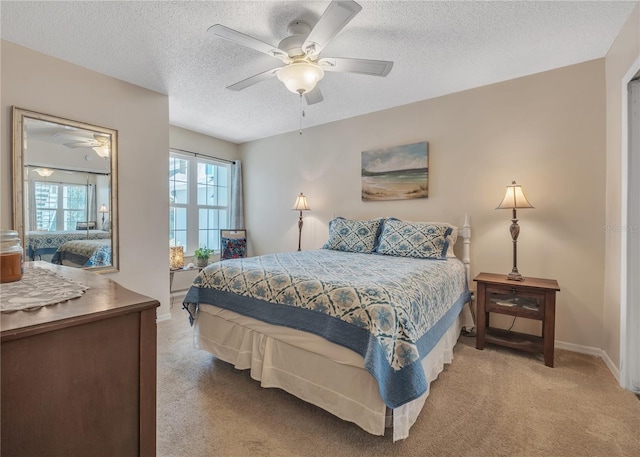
[292,193,310,251]
[169,246,184,270]
[496,181,534,281]
[99,204,108,229]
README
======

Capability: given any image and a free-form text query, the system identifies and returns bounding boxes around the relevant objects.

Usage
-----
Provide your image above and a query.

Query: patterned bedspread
[184,249,469,408]
[26,230,110,260]
[51,239,111,267]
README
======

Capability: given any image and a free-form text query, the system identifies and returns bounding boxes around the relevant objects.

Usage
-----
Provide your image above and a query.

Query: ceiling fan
[57,132,111,158]
[209,0,393,105]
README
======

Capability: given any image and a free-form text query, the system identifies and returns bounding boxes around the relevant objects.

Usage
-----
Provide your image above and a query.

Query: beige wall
[241,60,607,349]
[603,4,640,368]
[1,41,172,319]
[1,17,630,360]
[170,125,238,162]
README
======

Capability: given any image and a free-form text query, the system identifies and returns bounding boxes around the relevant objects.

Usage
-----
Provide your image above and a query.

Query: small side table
[474,272,560,367]
[170,266,203,292]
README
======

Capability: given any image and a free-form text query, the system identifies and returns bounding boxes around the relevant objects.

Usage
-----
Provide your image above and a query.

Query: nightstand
[170,266,203,292]
[473,272,560,367]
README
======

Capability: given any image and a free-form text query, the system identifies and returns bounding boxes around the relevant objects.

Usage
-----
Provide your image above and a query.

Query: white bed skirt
[194,304,467,441]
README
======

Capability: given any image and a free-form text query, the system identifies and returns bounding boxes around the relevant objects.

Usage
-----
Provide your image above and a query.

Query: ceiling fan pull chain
[299,94,304,135]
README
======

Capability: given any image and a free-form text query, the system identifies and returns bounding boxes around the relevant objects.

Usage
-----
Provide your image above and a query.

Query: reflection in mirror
[12,108,118,272]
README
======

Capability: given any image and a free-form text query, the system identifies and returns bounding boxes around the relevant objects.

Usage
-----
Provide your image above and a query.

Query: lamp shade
[99,204,108,213]
[277,61,324,95]
[169,246,184,269]
[496,181,534,209]
[292,193,310,211]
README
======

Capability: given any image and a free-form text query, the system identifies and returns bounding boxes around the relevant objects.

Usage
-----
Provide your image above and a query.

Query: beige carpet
[157,308,640,457]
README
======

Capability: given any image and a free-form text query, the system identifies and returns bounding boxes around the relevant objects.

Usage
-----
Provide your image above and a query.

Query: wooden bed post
[461,213,471,287]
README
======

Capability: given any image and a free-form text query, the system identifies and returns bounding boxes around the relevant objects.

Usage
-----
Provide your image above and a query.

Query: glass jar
[0,230,23,283]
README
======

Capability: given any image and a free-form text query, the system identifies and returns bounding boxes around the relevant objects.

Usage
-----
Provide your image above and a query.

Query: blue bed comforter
[184,249,469,408]
[51,239,111,267]
[26,230,110,260]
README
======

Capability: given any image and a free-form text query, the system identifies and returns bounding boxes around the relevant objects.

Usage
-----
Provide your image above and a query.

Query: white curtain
[230,160,244,229]
[28,177,35,231]
[87,183,96,225]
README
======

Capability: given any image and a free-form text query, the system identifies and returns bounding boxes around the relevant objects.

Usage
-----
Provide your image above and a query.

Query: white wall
[240,60,607,350]
[1,41,171,320]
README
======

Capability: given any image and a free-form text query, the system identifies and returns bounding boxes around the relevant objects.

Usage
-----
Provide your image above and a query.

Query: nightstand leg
[476,283,486,349]
[543,292,556,367]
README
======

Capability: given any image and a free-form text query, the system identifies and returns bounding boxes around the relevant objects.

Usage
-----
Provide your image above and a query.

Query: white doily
[0,267,89,312]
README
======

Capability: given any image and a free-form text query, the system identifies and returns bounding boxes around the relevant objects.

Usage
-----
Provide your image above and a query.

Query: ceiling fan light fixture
[34,167,54,177]
[93,145,110,158]
[277,61,325,95]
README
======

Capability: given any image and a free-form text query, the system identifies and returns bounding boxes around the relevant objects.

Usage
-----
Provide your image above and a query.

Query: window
[169,151,230,255]
[33,181,88,231]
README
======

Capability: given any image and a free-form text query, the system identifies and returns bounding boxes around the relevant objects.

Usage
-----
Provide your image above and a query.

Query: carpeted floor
[157,309,640,457]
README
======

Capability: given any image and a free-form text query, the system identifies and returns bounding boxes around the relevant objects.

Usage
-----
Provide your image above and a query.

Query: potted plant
[194,246,213,268]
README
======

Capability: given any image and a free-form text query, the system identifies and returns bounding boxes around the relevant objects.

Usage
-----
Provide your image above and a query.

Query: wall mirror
[12,107,118,272]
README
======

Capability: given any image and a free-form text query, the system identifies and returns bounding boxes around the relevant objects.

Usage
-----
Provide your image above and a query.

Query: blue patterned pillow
[376,219,452,259]
[322,217,384,254]
[221,237,247,259]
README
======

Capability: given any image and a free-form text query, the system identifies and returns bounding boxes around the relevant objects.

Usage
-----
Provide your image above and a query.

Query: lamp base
[506,271,525,281]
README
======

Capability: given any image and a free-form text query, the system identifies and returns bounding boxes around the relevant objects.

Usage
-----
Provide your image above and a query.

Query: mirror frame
[12,107,119,273]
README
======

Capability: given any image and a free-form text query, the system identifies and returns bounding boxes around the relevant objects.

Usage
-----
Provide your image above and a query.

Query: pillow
[221,237,247,259]
[376,218,452,259]
[428,222,458,258]
[322,217,384,254]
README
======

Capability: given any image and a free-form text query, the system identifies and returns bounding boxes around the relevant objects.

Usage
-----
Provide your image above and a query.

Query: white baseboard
[157,290,190,323]
[163,289,189,320]
[600,350,620,383]
[556,340,620,383]
[555,340,602,357]
[157,312,172,322]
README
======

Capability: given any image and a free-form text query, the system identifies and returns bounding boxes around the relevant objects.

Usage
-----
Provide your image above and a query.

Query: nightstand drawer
[485,286,545,319]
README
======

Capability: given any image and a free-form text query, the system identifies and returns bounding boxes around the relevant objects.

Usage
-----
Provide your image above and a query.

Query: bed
[25,230,111,260]
[51,239,111,267]
[183,216,473,441]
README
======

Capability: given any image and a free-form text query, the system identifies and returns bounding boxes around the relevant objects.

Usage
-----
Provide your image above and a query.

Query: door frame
[620,56,640,393]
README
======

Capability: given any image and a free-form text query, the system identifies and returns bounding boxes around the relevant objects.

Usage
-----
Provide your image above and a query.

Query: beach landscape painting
[362,142,429,201]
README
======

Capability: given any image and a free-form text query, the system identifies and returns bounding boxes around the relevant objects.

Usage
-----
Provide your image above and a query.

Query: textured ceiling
[1,1,637,144]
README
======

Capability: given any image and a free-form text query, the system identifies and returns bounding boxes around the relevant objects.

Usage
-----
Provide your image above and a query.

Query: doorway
[621,64,640,394]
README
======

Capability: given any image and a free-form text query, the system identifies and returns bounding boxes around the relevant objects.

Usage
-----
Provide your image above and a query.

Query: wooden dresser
[1,262,159,457]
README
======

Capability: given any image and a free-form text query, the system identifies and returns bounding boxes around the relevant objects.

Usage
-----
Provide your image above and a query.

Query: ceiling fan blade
[208,24,288,61]
[304,87,324,105]
[64,142,96,148]
[319,57,393,77]
[227,67,282,91]
[303,0,362,56]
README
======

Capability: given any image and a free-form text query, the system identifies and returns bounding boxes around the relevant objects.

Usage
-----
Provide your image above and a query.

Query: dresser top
[1,262,159,339]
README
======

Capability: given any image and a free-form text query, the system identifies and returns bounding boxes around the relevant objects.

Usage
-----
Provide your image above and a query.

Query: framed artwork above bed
[361,141,428,201]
